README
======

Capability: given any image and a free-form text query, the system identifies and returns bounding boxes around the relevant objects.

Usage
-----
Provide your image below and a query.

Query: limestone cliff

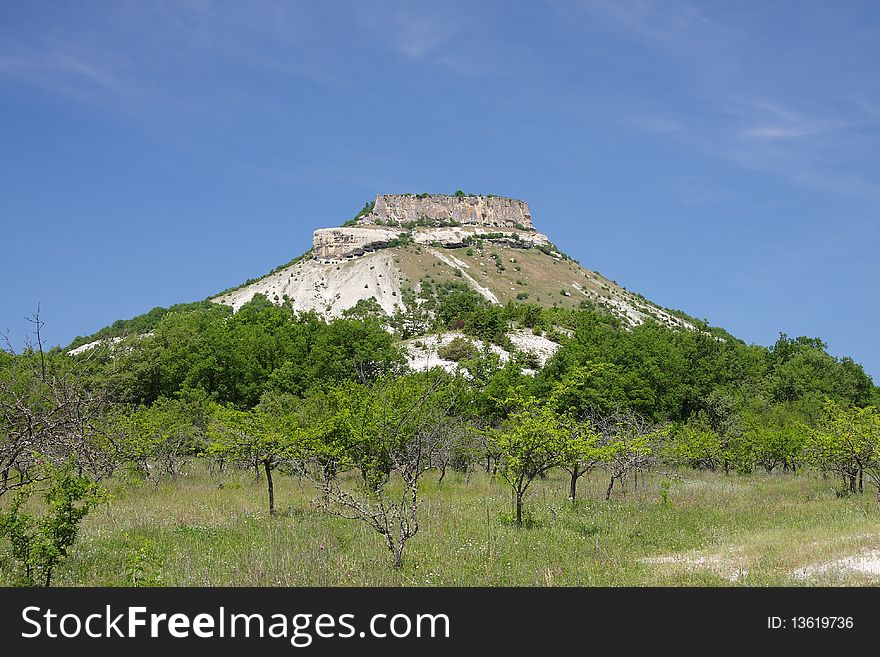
[312,227,402,260]
[313,225,551,261]
[362,194,532,229]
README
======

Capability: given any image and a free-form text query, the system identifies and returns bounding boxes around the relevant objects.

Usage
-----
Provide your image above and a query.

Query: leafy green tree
[806,400,880,496]
[106,302,232,405]
[546,362,638,418]
[342,297,386,321]
[306,318,404,388]
[389,288,432,339]
[557,413,603,502]
[304,373,459,567]
[667,419,726,471]
[487,395,569,526]
[464,306,510,348]
[0,467,104,586]
[207,394,306,514]
[547,369,605,501]
[120,396,207,481]
[741,403,807,473]
[768,334,874,410]
[464,353,526,419]
[432,281,489,330]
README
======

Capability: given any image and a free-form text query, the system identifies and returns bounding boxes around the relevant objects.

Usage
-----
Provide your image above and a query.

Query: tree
[0,466,103,586]
[0,312,113,496]
[806,400,880,497]
[548,369,604,501]
[304,373,459,567]
[118,396,207,482]
[307,318,404,387]
[768,334,874,409]
[701,391,743,473]
[208,395,305,515]
[741,403,807,473]
[437,337,479,363]
[0,314,111,587]
[558,412,603,502]
[667,418,726,472]
[431,414,476,483]
[595,410,662,500]
[389,288,432,339]
[488,395,568,526]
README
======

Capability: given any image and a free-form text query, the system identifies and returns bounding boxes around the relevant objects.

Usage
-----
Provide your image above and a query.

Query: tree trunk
[264,460,275,515]
[569,465,579,502]
[392,541,405,568]
[859,468,864,494]
[438,463,447,484]
[515,493,523,527]
[605,476,615,501]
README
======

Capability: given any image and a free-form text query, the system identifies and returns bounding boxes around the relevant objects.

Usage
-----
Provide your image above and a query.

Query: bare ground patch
[792,548,880,581]
[641,549,748,582]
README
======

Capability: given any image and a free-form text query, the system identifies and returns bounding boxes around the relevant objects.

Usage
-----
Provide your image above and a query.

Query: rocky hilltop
[313,194,545,261]
[211,193,693,334]
[363,194,533,229]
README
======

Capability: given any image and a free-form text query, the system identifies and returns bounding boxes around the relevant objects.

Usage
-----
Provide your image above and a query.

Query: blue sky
[1,1,878,379]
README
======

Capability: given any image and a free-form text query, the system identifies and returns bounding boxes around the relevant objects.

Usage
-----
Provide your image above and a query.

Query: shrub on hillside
[438,337,479,362]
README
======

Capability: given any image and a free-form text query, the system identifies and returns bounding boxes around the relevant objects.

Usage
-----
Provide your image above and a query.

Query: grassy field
[4,464,880,586]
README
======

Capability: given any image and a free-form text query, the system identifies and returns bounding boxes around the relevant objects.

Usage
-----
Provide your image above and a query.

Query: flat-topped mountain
[212,194,692,332]
[65,192,698,371]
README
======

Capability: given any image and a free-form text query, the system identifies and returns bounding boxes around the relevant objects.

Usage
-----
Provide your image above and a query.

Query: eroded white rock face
[411,227,550,248]
[403,330,561,376]
[364,194,533,229]
[313,225,551,261]
[313,227,402,261]
[214,251,404,317]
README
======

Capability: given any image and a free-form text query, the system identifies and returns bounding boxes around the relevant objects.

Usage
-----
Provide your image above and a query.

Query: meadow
[7,463,880,587]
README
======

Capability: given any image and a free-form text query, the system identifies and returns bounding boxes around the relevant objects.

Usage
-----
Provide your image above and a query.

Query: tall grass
[4,463,880,586]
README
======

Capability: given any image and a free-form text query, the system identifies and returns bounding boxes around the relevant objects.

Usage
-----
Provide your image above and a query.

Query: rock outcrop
[410,227,550,249]
[362,194,532,229]
[313,225,551,261]
[313,227,402,260]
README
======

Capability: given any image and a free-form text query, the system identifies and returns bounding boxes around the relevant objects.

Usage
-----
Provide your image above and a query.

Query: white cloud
[551,1,880,202]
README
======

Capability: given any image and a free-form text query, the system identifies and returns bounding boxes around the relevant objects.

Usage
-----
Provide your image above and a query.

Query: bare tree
[588,408,664,500]
[432,412,480,483]
[0,311,115,497]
